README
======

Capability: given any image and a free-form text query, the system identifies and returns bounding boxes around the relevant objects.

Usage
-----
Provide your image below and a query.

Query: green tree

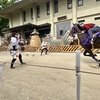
[0,0,15,36]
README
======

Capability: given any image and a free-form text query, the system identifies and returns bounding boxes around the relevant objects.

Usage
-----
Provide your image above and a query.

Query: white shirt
[41,41,48,49]
[10,37,19,50]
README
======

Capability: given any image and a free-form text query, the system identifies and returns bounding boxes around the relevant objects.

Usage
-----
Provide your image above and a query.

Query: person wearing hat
[10,33,25,69]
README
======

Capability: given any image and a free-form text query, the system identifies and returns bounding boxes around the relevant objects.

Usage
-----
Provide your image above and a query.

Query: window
[23,11,26,21]
[94,17,100,20]
[78,0,83,6]
[31,8,33,20]
[78,20,85,23]
[54,0,58,13]
[37,5,40,18]
[46,2,50,15]
[67,0,72,9]
[96,0,100,2]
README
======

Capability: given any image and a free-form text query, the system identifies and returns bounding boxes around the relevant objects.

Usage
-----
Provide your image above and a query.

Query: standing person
[80,23,100,43]
[10,33,25,69]
[59,28,63,37]
[41,39,49,56]
[20,38,25,52]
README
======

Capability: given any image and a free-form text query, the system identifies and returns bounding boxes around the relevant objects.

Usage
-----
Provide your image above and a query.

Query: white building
[0,0,100,40]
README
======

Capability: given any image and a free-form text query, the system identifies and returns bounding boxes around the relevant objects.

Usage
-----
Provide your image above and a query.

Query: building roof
[0,0,38,18]
[3,23,37,32]
[3,23,51,33]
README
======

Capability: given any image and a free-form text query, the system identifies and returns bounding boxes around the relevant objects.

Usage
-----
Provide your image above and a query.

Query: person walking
[10,33,25,69]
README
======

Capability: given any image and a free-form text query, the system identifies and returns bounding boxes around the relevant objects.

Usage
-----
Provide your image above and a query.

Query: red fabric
[83,23,95,30]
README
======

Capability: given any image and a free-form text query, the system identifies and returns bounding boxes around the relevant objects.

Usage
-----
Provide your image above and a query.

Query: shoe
[10,67,15,69]
[10,63,15,69]
[21,62,26,64]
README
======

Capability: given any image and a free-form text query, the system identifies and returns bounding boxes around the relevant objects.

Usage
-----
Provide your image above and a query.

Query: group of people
[9,33,50,69]
[78,23,100,43]
[9,23,100,69]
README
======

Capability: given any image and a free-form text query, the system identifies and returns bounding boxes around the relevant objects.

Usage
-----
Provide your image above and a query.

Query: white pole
[76,50,81,100]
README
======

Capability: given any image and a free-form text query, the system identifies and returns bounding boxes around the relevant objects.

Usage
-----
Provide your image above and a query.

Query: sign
[57,16,67,21]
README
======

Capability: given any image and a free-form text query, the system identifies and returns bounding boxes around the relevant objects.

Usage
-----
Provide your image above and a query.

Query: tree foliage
[0,0,16,36]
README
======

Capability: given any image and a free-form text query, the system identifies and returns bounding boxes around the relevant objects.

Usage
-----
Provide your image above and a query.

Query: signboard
[57,16,67,21]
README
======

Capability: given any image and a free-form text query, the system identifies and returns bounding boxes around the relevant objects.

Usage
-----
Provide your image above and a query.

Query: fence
[23,45,100,53]
[0,45,100,53]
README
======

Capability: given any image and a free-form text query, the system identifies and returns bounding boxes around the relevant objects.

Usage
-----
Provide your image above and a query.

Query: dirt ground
[0,51,100,100]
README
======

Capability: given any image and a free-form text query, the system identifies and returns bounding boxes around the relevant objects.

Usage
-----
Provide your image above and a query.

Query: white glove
[81,31,84,34]
[91,41,93,44]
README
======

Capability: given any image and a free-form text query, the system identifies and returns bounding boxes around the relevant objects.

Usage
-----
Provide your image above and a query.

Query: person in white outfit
[10,33,25,69]
[41,39,49,56]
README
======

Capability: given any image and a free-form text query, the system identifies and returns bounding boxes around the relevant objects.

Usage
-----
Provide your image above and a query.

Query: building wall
[22,0,50,25]
[36,0,50,25]
[77,0,100,24]
[23,5,34,24]
[12,11,20,27]
[8,0,100,39]
[54,0,72,21]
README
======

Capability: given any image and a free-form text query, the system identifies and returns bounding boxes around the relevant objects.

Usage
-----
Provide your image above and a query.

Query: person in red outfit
[81,23,100,43]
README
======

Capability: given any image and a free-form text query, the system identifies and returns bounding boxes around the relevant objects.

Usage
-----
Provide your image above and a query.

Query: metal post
[75,50,81,100]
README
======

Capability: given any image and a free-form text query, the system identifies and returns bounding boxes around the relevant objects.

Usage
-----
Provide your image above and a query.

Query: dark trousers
[21,47,24,51]
[41,48,48,55]
[10,53,24,68]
